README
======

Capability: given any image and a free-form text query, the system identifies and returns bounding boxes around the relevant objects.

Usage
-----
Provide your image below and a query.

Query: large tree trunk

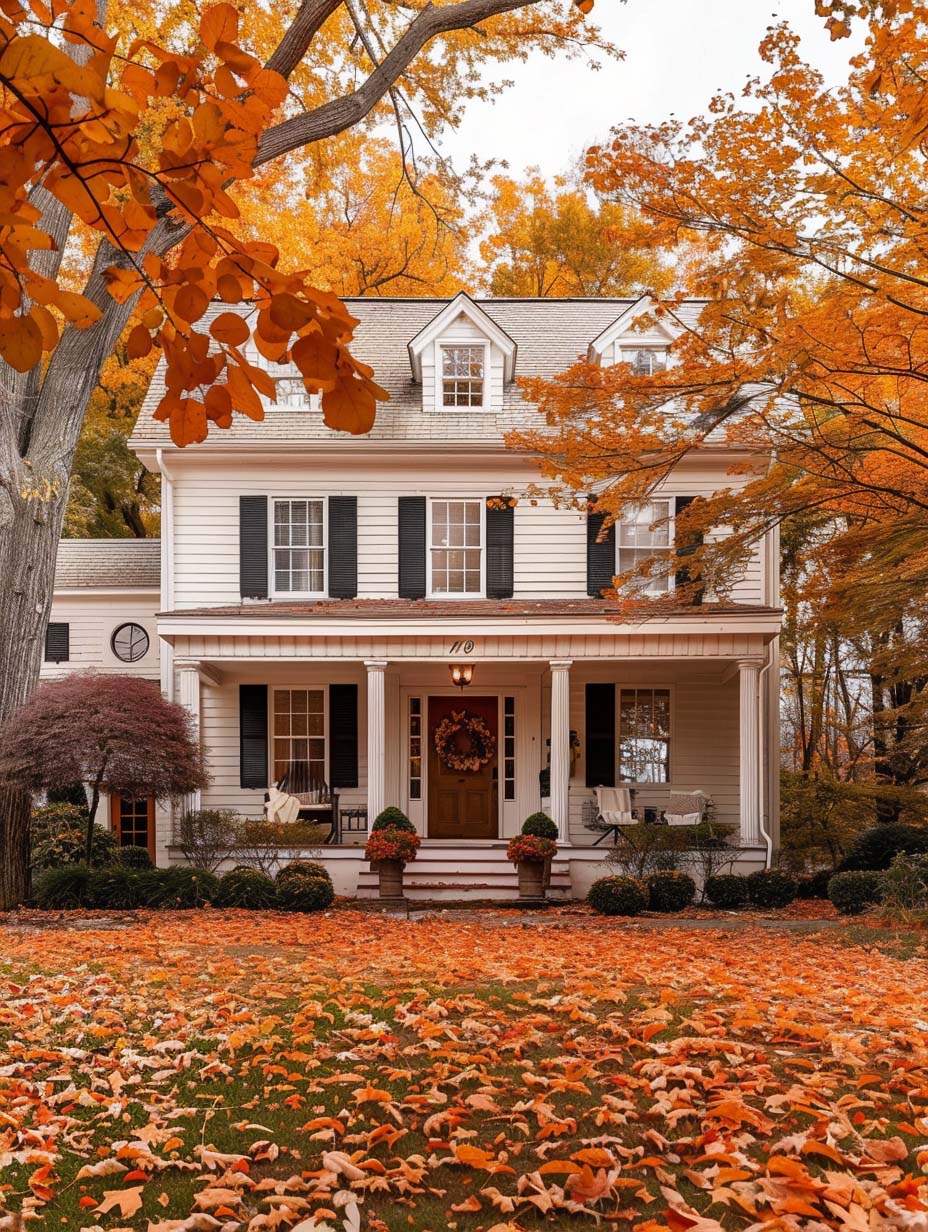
[0,455,70,907]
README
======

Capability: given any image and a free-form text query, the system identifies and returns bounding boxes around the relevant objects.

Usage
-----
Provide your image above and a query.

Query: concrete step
[357,854,571,901]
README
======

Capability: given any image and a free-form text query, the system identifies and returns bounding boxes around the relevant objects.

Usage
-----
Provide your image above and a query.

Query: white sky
[438,0,863,178]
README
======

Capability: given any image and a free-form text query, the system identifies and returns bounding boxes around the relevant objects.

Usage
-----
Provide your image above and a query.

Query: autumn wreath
[433,709,496,774]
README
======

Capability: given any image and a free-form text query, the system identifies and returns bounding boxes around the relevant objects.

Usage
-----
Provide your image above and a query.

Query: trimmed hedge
[137,867,219,908]
[116,845,154,869]
[34,864,91,909]
[746,868,797,909]
[370,807,416,834]
[840,824,928,872]
[647,871,696,912]
[86,866,144,910]
[587,875,647,916]
[276,859,332,887]
[276,874,335,912]
[704,873,748,908]
[521,812,558,839]
[828,870,883,915]
[216,868,279,909]
[796,868,834,899]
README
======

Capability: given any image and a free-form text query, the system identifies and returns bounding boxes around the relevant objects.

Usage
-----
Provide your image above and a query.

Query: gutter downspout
[757,646,774,869]
[156,449,175,702]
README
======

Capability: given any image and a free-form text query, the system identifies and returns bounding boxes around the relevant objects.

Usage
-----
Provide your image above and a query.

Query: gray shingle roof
[55,539,161,589]
[129,296,704,447]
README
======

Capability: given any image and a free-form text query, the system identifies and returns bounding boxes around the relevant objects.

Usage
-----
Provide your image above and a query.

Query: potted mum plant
[507,825,557,903]
[365,807,420,900]
[521,811,558,889]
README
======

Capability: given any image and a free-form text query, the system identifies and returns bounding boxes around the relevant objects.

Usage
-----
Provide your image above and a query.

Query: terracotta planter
[517,860,546,900]
[377,858,405,899]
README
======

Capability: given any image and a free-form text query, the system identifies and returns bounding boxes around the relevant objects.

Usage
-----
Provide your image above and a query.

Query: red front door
[427,696,498,839]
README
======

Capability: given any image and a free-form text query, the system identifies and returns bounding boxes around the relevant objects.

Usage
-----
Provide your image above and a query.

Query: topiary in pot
[746,868,797,909]
[33,864,92,909]
[704,873,748,908]
[521,812,558,839]
[277,874,335,912]
[587,875,647,916]
[86,867,143,910]
[839,823,928,871]
[116,845,153,870]
[140,866,219,908]
[276,859,332,888]
[370,807,416,834]
[216,868,279,909]
[647,870,696,912]
[828,870,884,915]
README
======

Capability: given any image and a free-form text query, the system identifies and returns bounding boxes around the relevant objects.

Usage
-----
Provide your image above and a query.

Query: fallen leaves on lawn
[0,909,926,1231]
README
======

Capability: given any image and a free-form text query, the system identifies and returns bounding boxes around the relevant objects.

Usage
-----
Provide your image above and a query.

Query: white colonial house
[43,293,781,898]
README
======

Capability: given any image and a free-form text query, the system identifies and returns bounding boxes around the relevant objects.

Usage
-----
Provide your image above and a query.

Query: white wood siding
[40,593,160,681]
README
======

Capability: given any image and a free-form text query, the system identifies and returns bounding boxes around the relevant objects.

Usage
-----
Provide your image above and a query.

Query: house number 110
[448,639,475,654]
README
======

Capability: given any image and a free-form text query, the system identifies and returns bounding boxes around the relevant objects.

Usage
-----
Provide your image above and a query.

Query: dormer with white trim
[407,292,517,413]
[588,294,679,371]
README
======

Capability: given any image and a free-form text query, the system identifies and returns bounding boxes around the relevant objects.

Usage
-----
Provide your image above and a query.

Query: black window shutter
[239,684,268,789]
[44,622,69,663]
[398,496,426,599]
[486,497,514,599]
[239,496,268,599]
[329,684,359,788]
[674,496,704,604]
[585,683,616,787]
[328,496,358,599]
[586,504,616,597]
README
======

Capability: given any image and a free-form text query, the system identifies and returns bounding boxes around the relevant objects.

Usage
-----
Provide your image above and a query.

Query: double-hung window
[621,347,667,376]
[617,499,674,595]
[273,499,325,595]
[440,344,485,408]
[619,687,671,783]
[429,498,483,595]
[273,688,326,786]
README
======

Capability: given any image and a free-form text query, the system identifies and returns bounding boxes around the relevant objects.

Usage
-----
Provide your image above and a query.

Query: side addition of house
[49,293,782,897]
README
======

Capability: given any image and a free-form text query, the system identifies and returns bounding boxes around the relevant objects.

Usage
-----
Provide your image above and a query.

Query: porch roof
[160,598,781,620]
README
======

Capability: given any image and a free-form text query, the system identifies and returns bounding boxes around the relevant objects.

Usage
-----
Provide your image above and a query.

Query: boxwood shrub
[587,875,647,916]
[704,873,748,908]
[276,874,335,912]
[840,824,928,871]
[371,807,416,834]
[116,845,153,870]
[746,868,797,908]
[34,864,92,909]
[216,868,279,909]
[828,870,883,915]
[521,812,558,839]
[647,870,696,912]
[276,859,332,887]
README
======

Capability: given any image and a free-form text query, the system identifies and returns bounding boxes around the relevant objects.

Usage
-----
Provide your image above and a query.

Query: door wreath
[434,709,496,773]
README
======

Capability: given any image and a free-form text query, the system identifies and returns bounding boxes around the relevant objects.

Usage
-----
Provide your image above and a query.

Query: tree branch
[255,0,544,166]
[265,0,345,77]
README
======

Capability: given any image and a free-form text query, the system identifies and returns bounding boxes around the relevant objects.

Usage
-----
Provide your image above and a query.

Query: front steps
[356,842,572,902]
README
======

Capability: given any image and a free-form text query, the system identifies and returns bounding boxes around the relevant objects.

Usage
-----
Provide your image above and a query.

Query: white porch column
[177,664,202,813]
[549,659,573,843]
[365,660,388,828]
[737,658,763,846]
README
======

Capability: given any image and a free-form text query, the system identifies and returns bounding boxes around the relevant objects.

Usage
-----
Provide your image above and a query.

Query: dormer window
[621,348,667,376]
[441,345,486,409]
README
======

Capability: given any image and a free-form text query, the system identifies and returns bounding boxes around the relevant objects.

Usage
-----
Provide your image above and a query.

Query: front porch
[156,602,780,896]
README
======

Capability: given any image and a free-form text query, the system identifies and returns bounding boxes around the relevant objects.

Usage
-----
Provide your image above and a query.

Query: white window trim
[616,684,674,787]
[432,340,490,413]
[426,496,486,598]
[270,685,329,786]
[616,498,676,597]
[269,496,328,600]
[616,344,669,374]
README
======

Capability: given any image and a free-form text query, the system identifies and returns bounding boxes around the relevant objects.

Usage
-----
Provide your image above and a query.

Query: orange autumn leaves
[0,0,388,443]
[1,910,927,1231]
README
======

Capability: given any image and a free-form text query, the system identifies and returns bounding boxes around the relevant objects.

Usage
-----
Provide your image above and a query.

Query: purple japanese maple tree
[0,673,208,868]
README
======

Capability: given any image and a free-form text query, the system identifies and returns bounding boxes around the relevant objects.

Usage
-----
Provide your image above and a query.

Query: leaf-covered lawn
[1,911,927,1231]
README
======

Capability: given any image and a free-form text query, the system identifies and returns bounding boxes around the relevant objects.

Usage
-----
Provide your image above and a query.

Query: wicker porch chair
[663,791,711,826]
